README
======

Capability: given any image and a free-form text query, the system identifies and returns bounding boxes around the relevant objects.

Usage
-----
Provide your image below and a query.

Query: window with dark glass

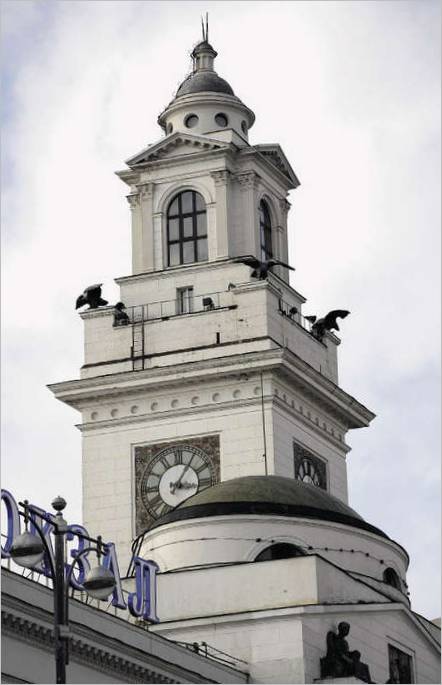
[383,567,401,590]
[167,191,207,266]
[176,287,194,314]
[255,543,305,562]
[388,644,414,683]
[259,200,273,261]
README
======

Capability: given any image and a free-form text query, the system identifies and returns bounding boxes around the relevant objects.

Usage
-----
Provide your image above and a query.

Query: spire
[192,13,217,72]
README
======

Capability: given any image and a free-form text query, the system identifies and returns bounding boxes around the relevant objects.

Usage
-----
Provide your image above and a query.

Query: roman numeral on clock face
[198,477,212,488]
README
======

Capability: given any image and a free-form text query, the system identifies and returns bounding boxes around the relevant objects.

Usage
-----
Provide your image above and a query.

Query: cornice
[48,344,374,428]
[1,610,178,683]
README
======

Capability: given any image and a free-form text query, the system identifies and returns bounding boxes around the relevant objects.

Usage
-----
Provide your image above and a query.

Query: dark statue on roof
[75,284,108,310]
[233,255,295,280]
[320,622,373,683]
[305,309,350,342]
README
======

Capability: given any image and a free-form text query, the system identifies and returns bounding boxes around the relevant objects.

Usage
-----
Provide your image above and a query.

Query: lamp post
[9,496,116,685]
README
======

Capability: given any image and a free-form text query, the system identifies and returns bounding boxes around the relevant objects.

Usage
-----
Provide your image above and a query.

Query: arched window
[259,200,273,261]
[167,191,208,266]
[254,543,305,562]
[383,567,401,590]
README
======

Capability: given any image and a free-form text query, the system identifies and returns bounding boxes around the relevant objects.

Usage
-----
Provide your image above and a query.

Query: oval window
[215,113,228,128]
[241,120,247,134]
[184,114,199,128]
[166,122,173,134]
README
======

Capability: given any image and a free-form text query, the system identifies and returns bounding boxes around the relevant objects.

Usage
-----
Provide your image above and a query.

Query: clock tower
[49,33,374,574]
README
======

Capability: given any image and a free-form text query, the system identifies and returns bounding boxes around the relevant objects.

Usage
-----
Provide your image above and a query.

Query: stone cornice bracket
[126,193,140,210]
[137,182,155,201]
[210,170,231,186]
[235,171,260,191]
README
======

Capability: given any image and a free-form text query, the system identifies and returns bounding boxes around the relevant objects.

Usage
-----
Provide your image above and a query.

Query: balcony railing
[126,290,234,325]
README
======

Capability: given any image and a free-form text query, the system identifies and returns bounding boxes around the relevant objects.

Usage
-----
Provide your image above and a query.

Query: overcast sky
[1,1,440,620]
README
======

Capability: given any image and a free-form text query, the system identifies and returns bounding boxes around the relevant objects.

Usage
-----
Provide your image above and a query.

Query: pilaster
[211,170,231,260]
[127,193,142,274]
[237,172,261,258]
[138,182,155,273]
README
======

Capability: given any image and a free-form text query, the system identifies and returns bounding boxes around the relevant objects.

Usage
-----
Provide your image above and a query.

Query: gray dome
[176,71,235,97]
[148,475,389,539]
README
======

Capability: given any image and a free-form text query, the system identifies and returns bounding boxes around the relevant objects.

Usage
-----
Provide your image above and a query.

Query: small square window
[177,287,194,314]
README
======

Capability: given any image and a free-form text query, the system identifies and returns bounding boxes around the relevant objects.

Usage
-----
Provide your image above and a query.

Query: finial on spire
[201,12,209,42]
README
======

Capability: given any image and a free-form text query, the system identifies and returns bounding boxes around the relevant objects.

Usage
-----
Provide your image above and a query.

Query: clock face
[297,458,321,487]
[140,444,215,519]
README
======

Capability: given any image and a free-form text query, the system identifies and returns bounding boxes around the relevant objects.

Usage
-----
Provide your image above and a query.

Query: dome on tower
[157,33,254,138]
[175,41,235,97]
[175,70,235,97]
[147,475,389,539]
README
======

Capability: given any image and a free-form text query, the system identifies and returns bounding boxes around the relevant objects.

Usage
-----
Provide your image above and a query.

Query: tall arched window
[167,191,208,266]
[259,200,273,261]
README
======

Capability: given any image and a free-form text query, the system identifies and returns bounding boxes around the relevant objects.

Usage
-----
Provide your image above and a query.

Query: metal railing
[278,298,313,333]
[127,290,232,325]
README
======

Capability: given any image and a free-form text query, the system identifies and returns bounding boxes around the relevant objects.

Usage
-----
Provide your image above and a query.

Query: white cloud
[1,0,440,618]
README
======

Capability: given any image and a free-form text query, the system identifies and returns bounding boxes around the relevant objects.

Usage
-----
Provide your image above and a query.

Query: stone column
[236,171,260,258]
[210,170,231,260]
[127,193,142,274]
[138,182,155,273]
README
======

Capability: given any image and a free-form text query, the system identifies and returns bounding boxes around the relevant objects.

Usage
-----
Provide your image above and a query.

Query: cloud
[1,1,440,618]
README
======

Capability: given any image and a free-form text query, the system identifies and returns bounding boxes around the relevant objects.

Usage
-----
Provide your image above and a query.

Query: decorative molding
[210,170,230,186]
[137,183,154,201]
[1,611,178,684]
[235,171,260,190]
[126,193,140,210]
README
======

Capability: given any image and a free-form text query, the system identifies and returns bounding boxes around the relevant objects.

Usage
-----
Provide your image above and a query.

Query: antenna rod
[206,12,209,42]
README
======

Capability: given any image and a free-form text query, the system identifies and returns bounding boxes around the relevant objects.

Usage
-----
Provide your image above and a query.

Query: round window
[166,122,173,134]
[215,113,228,128]
[184,114,199,128]
[241,120,247,134]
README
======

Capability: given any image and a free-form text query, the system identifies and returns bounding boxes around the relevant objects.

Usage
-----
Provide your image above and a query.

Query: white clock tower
[50,32,372,570]
[49,30,440,684]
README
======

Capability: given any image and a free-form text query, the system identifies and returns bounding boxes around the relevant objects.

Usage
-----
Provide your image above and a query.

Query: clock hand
[171,456,194,494]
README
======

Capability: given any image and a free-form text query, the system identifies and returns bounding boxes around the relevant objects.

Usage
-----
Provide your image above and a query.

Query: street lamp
[9,496,115,684]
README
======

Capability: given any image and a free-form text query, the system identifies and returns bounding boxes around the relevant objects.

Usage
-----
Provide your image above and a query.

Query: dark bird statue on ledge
[233,255,295,280]
[306,310,350,342]
[75,284,108,310]
[114,301,130,326]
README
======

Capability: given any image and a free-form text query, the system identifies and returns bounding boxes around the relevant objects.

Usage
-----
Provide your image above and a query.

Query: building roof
[175,71,235,98]
[148,475,389,539]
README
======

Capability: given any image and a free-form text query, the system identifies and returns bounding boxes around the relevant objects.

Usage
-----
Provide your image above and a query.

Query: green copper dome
[148,475,389,539]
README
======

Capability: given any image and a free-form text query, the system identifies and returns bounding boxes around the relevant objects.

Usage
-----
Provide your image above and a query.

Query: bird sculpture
[306,310,350,342]
[114,301,130,326]
[75,284,108,310]
[233,255,295,280]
